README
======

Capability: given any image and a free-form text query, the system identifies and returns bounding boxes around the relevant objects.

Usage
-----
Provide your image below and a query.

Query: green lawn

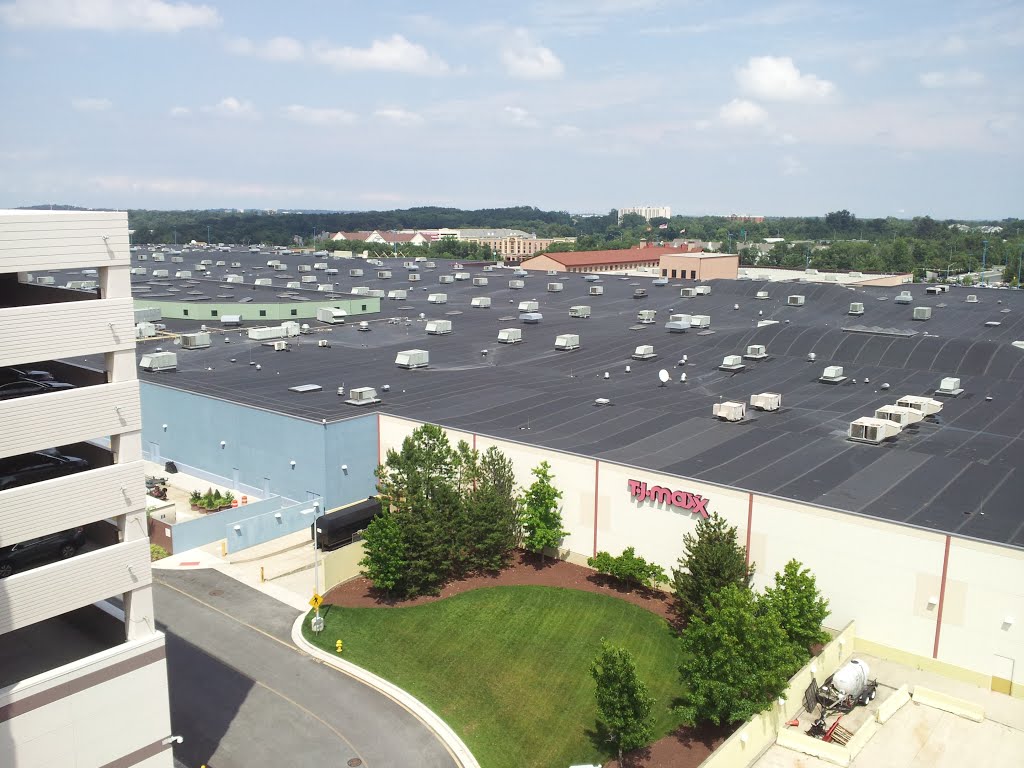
[303,586,683,768]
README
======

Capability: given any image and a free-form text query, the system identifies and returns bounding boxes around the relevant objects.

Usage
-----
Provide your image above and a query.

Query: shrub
[189,490,202,506]
[150,544,170,561]
[588,547,668,589]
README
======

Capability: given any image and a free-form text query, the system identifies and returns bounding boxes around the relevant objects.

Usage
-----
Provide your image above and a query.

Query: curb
[290,613,480,768]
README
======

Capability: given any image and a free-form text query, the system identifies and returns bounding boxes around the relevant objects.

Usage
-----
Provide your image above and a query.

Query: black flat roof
[139,266,1024,549]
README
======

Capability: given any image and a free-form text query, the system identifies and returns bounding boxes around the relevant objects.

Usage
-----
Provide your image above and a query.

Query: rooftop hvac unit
[589,285,604,295]
[298,264,312,272]
[358,321,370,331]
[472,277,489,286]
[220,315,242,326]
[652,278,669,286]
[966,294,978,303]
[350,286,369,295]
[286,281,302,289]
[471,296,492,308]
[388,289,408,300]
[248,325,286,340]
[498,327,522,344]
[377,270,392,279]
[424,261,436,268]
[273,264,288,271]
[690,315,711,329]
[875,405,924,427]
[428,293,448,304]
[719,355,745,372]
[439,275,455,284]
[134,307,161,323]
[680,287,698,297]
[272,340,289,351]
[171,256,184,263]
[637,309,657,324]
[520,312,543,324]
[713,401,746,422]
[194,264,207,272]
[215,260,226,267]
[152,269,170,278]
[894,291,913,304]
[632,344,656,360]
[137,253,148,260]
[180,332,211,349]
[896,395,943,416]
[231,262,242,268]
[820,365,847,384]
[936,377,963,396]
[267,260,281,267]
[547,282,564,292]
[805,268,818,274]
[128,269,145,277]
[913,306,932,320]
[139,351,177,372]
[848,417,901,444]
[254,278,272,286]
[175,271,192,279]
[695,285,712,295]
[152,254,165,262]
[455,272,471,281]
[546,269,558,276]
[367,289,385,298]
[395,349,429,369]
[135,322,157,339]
[409,273,422,281]
[750,392,781,411]
[926,285,942,294]
[318,283,336,292]
[314,262,328,270]
[518,300,539,313]
[569,305,591,318]
[316,307,347,324]
[403,261,415,268]
[346,386,381,406]
[849,302,864,315]
[787,295,805,306]
[282,321,301,337]
[554,333,580,351]
[744,344,767,360]
[513,269,528,277]
[349,268,364,277]
[584,274,600,282]
[425,319,452,335]
[755,290,770,299]
[482,265,494,272]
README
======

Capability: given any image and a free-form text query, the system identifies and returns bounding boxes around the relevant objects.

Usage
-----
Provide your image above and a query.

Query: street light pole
[310,501,325,632]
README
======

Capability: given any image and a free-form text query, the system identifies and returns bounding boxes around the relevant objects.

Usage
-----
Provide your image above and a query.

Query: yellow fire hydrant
[335,639,343,654]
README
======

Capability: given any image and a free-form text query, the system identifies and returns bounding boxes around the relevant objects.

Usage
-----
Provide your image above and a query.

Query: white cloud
[71,97,111,111]
[226,36,304,61]
[719,98,767,126]
[374,108,424,126]
[503,106,538,127]
[92,174,306,200]
[919,68,986,88]
[169,105,190,117]
[553,124,580,138]
[941,35,967,55]
[312,34,449,75]
[501,29,564,79]
[780,155,806,176]
[0,0,220,32]
[736,56,835,103]
[282,105,355,126]
[202,97,257,119]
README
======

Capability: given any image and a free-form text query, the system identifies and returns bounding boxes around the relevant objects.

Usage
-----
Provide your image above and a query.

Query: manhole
[347,759,363,766]
[208,589,224,597]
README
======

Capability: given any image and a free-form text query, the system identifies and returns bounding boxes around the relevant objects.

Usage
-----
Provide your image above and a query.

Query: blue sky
[0,0,1021,218]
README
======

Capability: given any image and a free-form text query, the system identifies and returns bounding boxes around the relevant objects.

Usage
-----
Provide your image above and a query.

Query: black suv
[0,450,90,491]
[0,379,75,400]
[0,527,86,578]
[0,367,55,383]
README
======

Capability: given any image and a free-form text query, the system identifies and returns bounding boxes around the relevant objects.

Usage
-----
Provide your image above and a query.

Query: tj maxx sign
[628,479,709,518]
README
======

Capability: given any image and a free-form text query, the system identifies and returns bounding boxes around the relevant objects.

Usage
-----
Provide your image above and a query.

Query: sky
[0,0,1021,219]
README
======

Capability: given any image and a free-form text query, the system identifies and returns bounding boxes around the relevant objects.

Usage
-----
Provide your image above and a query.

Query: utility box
[936,377,963,396]
[750,392,782,411]
[913,306,932,320]
[896,395,943,416]
[180,332,211,349]
[555,334,580,351]
[498,328,522,344]
[569,305,591,318]
[547,282,564,292]
[472,277,489,286]
[519,300,539,313]
[509,279,526,289]
[139,352,177,372]
[632,344,656,360]
[894,291,913,304]
[821,365,846,384]
[719,355,745,372]
[848,417,901,444]
[690,315,711,329]
[589,285,604,295]
[346,387,381,406]
[388,289,408,300]
[425,319,452,335]
[849,302,865,315]
[713,401,746,422]
[471,297,491,308]
[637,309,657,324]
[428,293,448,304]
[787,295,805,306]
[744,344,768,360]
[317,307,347,324]
[395,349,429,369]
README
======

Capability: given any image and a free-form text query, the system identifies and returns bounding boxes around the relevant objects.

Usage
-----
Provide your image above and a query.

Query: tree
[459,445,522,572]
[521,461,567,561]
[588,547,668,590]
[359,513,407,594]
[590,641,656,762]
[761,559,830,655]
[671,513,753,621]
[677,585,801,726]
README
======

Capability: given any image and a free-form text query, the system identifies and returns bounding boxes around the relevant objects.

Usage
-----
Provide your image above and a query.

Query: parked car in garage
[0,527,86,578]
[0,450,90,491]
[0,378,75,400]
[0,366,55,383]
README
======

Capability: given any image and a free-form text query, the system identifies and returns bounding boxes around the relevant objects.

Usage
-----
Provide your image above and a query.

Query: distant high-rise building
[618,206,671,223]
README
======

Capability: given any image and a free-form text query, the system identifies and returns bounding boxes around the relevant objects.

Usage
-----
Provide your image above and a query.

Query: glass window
[211,309,218,316]
[290,309,298,316]
[259,310,267,317]
[182,309,188,316]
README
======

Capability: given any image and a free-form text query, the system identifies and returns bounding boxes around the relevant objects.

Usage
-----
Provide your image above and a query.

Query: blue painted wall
[169,496,299,553]
[223,499,311,554]
[140,382,378,511]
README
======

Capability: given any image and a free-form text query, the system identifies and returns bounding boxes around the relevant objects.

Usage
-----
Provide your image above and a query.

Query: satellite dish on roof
[658,369,670,386]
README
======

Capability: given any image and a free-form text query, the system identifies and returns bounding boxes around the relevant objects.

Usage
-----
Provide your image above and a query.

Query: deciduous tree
[591,641,656,763]
[521,461,566,562]
[761,559,830,655]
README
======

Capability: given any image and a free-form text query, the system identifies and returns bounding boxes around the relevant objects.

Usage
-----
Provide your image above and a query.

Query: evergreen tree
[671,513,753,621]
[521,461,566,562]
[761,559,831,655]
[462,446,522,572]
[590,641,656,763]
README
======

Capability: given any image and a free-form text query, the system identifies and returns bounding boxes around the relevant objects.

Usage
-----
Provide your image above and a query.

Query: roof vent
[849,302,864,315]
[820,365,847,384]
[807,352,817,362]
[936,377,964,397]
[895,291,913,304]
[966,294,978,303]
[744,345,767,360]
[632,345,656,360]
[719,355,745,372]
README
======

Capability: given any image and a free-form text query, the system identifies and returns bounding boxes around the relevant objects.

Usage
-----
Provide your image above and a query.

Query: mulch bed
[324,550,730,768]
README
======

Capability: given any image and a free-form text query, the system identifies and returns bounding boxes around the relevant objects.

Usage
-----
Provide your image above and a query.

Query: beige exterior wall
[659,253,740,281]
[517,253,570,272]
[378,413,1024,694]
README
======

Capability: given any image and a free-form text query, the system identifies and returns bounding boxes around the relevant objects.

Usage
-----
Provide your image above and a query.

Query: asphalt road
[155,569,458,768]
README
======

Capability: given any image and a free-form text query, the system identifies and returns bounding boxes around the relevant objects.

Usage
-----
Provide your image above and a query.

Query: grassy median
[303,585,682,768]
